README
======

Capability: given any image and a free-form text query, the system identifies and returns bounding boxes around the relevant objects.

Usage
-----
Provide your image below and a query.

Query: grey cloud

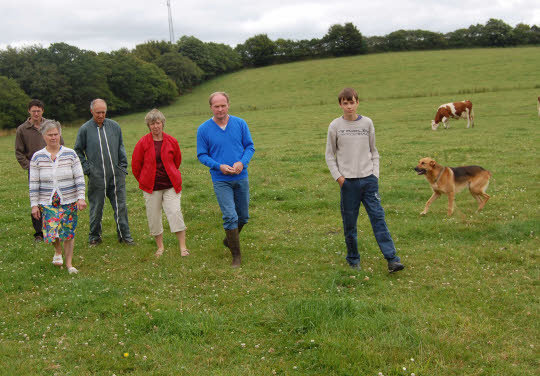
[1,0,538,52]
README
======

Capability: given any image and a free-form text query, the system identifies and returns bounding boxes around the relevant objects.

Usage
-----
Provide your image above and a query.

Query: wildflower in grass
[124,352,129,357]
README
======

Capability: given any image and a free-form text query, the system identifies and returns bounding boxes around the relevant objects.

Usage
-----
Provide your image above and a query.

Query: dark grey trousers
[87,174,132,243]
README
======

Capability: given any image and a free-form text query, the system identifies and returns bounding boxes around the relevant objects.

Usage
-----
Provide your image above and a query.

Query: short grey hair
[40,120,62,136]
[209,92,229,105]
[145,109,166,127]
[90,98,107,111]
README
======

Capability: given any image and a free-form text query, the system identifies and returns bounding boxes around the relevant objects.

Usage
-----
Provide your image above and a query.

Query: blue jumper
[197,115,255,182]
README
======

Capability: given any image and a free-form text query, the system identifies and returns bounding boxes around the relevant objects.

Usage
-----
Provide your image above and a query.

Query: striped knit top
[29,146,85,207]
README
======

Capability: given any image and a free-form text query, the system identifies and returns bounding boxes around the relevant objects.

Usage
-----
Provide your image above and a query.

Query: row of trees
[368,19,540,52]
[0,43,177,125]
[0,37,241,128]
[239,19,540,66]
[1,18,538,128]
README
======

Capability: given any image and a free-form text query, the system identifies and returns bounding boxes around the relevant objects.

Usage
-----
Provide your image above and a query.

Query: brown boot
[225,228,241,268]
[223,223,244,248]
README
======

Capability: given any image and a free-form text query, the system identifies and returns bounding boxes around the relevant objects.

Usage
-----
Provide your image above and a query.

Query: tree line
[1,18,538,129]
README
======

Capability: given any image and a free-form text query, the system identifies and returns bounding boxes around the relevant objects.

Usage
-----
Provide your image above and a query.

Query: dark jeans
[31,212,44,238]
[28,170,43,238]
[340,175,400,266]
[212,178,250,230]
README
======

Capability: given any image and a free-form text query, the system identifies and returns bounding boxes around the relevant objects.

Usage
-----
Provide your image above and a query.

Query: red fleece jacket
[132,132,182,193]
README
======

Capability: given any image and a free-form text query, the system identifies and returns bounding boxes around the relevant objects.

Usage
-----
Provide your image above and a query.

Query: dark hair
[28,99,44,110]
[338,88,359,104]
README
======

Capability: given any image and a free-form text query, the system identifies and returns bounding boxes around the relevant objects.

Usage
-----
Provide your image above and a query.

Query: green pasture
[0,47,538,375]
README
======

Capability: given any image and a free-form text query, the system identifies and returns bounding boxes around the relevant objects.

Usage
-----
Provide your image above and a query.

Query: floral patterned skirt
[40,192,78,243]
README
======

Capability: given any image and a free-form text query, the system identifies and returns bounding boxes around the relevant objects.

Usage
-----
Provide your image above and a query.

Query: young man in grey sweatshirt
[325,88,404,273]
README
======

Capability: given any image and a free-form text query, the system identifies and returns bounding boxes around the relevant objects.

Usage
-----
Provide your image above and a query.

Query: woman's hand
[31,206,41,220]
[77,199,87,211]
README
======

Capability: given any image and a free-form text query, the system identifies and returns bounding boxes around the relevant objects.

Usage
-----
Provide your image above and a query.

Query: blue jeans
[340,175,400,266]
[213,178,250,230]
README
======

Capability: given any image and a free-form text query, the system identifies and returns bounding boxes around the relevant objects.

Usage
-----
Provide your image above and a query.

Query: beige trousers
[143,188,186,236]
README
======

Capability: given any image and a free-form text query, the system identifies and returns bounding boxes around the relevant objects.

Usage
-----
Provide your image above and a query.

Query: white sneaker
[52,254,63,266]
[67,267,79,274]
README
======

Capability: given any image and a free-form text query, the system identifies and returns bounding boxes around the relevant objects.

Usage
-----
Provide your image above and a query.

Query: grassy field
[0,47,539,375]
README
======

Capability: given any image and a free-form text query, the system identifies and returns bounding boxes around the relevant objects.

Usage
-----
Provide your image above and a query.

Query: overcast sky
[1,0,539,52]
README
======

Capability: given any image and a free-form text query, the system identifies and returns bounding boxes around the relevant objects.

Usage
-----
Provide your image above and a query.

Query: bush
[99,50,178,113]
[155,52,204,94]
[0,76,30,129]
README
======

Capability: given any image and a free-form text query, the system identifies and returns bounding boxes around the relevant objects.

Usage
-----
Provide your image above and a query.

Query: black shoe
[388,261,405,273]
[119,238,136,246]
[89,238,102,247]
[34,235,44,243]
[349,263,361,270]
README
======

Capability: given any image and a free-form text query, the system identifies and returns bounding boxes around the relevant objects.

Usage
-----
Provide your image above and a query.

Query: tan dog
[414,157,491,216]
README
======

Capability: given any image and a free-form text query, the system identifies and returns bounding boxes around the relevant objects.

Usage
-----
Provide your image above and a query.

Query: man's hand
[220,164,236,175]
[31,206,41,220]
[232,161,244,175]
[337,176,345,188]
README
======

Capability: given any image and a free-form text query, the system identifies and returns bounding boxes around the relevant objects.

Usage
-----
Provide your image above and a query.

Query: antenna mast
[167,0,175,43]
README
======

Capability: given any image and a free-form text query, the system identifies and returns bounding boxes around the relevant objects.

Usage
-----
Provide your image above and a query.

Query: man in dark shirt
[15,99,64,242]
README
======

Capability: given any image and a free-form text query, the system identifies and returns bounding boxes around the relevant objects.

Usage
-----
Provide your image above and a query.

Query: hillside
[0,47,538,375]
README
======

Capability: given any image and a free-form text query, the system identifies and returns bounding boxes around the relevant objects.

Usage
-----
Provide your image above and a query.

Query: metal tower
[167,0,175,43]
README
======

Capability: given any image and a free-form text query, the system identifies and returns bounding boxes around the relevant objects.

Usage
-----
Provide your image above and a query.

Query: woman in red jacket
[132,109,189,257]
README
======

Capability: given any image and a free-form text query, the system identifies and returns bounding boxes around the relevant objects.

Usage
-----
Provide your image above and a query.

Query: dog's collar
[434,167,445,184]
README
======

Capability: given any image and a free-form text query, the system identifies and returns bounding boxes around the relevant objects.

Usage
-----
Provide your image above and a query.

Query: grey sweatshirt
[325,115,380,181]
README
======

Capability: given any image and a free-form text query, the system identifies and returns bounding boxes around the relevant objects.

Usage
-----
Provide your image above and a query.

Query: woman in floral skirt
[29,120,87,274]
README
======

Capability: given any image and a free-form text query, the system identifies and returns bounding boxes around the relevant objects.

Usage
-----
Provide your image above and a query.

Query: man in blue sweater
[197,92,255,267]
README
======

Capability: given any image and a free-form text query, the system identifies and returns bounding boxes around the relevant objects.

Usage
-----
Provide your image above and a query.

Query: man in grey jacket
[74,99,134,246]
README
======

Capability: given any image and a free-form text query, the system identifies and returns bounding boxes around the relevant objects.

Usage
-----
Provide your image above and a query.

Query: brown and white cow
[431,100,474,130]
